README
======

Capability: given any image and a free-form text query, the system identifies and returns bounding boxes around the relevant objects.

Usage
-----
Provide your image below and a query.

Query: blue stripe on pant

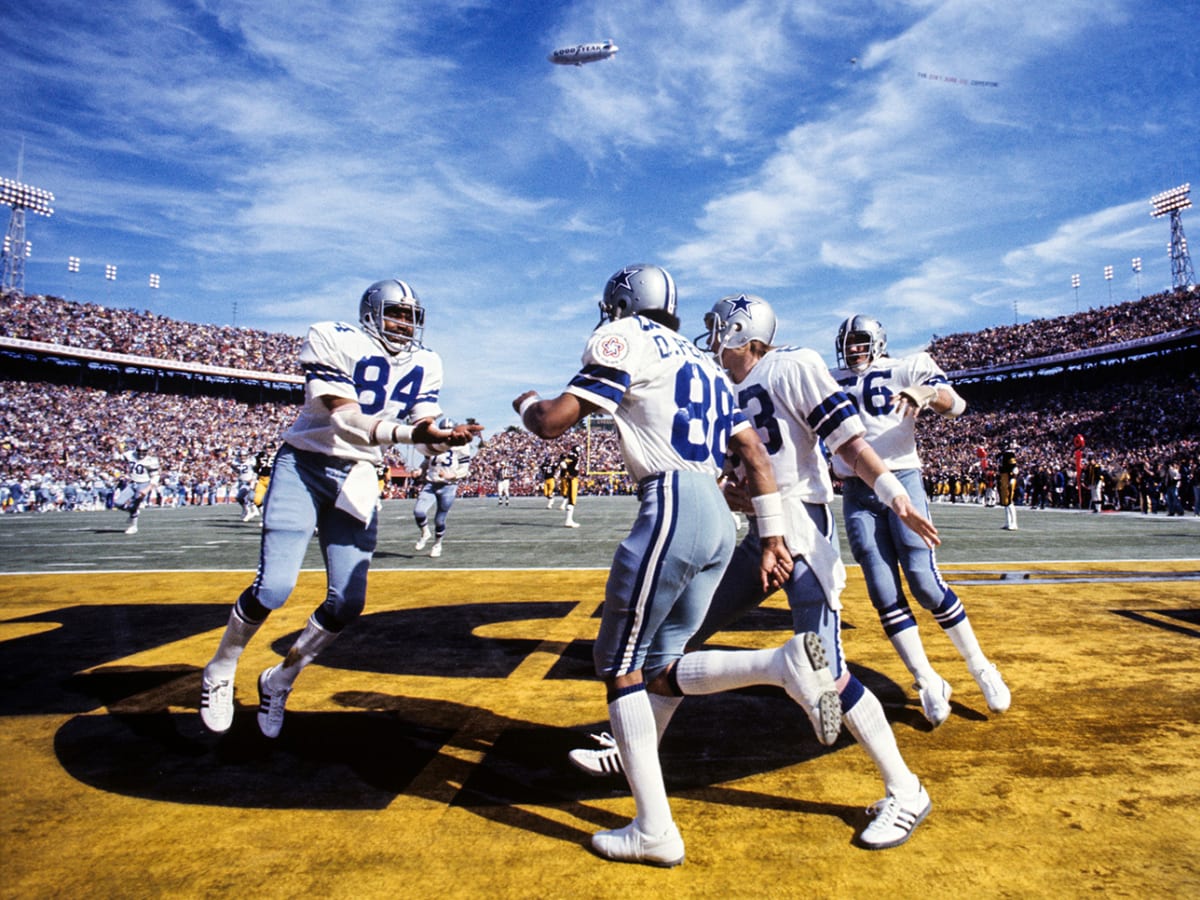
[593,470,736,682]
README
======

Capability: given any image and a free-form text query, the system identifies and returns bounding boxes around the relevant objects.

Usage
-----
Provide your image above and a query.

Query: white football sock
[944,619,987,670]
[270,616,338,690]
[674,648,781,694]
[608,688,673,836]
[206,606,261,679]
[889,628,938,683]
[843,690,920,799]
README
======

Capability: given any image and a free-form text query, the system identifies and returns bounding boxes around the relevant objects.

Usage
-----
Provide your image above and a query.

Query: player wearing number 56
[513,264,792,867]
[198,278,482,741]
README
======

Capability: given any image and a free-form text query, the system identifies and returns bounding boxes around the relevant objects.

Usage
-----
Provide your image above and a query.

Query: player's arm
[512,390,599,439]
[324,396,481,446]
[834,435,940,548]
[729,426,794,591]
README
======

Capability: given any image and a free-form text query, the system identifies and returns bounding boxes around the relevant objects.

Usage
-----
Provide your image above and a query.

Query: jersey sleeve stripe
[807,393,859,439]
[568,365,631,405]
[302,362,354,386]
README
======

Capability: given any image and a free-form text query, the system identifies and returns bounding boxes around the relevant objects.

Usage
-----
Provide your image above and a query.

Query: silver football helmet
[836,314,887,372]
[701,293,778,357]
[360,279,424,355]
[598,264,677,325]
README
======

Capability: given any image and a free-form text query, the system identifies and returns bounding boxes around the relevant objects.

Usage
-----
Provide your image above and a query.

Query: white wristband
[874,471,907,510]
[751,492,785,538]
[518,394,540,424]
[945,393,966,418]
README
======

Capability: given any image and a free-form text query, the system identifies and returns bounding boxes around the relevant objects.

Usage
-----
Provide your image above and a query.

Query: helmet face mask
[599,264,677,326]
[360,279,424,355]
[836,315,887,372]
[699,293,777,360]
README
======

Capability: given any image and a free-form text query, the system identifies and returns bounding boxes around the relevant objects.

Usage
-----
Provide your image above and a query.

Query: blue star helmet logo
[728,294,754,315]
[613,266,642,291]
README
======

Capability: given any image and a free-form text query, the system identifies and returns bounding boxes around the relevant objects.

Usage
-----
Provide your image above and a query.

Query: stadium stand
[1,287,1197,514]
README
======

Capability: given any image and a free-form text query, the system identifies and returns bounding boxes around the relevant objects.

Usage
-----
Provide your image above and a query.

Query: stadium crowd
[0,291,303,373]
[1,289,1197,515]
[927,288,1199,371]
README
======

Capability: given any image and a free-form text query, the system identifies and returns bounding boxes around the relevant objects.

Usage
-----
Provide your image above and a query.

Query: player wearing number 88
[513,265,793,867]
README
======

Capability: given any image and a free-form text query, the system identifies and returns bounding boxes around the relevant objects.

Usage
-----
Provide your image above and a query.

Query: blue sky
[4,0,1197,432]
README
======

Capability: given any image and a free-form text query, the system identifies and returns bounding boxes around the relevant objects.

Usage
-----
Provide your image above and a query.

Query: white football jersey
[830,352,950,475]
[123,450,161,485]
[733,346,865,504]
[283,321,443,463]
[565,316,748,483]
[420,442,475,484]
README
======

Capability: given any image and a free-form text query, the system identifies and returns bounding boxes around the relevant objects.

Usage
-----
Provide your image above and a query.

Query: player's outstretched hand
[414,419,484,446]
[894,384,938,418]
[893,496,940,548]
[759,535,794,591]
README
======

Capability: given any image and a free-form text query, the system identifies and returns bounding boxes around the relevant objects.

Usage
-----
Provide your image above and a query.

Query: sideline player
[198,278,482,738]
[998,443,1020,529]
[495,462,511,506]
[572,294,941,850]
[514,264,802,868]
[539,456,557,508]
[556,444,582,527]
[830,314,1010,726]
[116,440,160,534]
[413,416,480,558]
[232,451,259,522]
[252,446,273,513]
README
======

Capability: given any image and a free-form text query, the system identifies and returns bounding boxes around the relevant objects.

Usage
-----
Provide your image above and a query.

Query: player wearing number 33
[198,278,483,739]
[830,315,1010,729]
[514,264,795,868]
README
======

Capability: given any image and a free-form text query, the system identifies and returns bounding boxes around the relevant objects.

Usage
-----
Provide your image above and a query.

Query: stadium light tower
[1131,256,1142,297]
[1071,273,1080,311]
[0,175,55,295]
[1104,265,1114,303]
[1150,183,1194,289]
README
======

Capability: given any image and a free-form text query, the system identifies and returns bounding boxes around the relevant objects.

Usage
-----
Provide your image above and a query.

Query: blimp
[548,39,619,66]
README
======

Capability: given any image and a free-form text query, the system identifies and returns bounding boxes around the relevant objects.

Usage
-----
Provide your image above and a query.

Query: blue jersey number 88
[671,362,737,467]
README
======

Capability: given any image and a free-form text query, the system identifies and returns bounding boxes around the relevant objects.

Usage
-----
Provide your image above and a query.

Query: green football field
[0,494,1196,574]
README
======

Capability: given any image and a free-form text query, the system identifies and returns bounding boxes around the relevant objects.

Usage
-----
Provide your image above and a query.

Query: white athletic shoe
[199,669,234,733]
[564,520,580,528]
[241,510,254,522]
[915,674,953,727]
[591,820,685,868]
[972,662,1011,713]
[859,783,932,850]
[780,632,842,746]
[569,732,624,776]
[415,527,431,551]
[430,540,443,558]
[124,522,138,535]
[256,667,292,739]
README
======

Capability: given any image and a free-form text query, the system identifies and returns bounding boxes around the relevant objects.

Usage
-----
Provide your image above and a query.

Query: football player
[539,456,557,508]
[118,440,160,534]
[556,444,582,527]
[571,294,942,851]
[998,443,1020,528]
[232,451,258,522]
[412,416,480,558]
[513,264,798,867]
[830,315,1010,727]
[495,463,511,506]
[198,278,482,739]
[252,446,274,511]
